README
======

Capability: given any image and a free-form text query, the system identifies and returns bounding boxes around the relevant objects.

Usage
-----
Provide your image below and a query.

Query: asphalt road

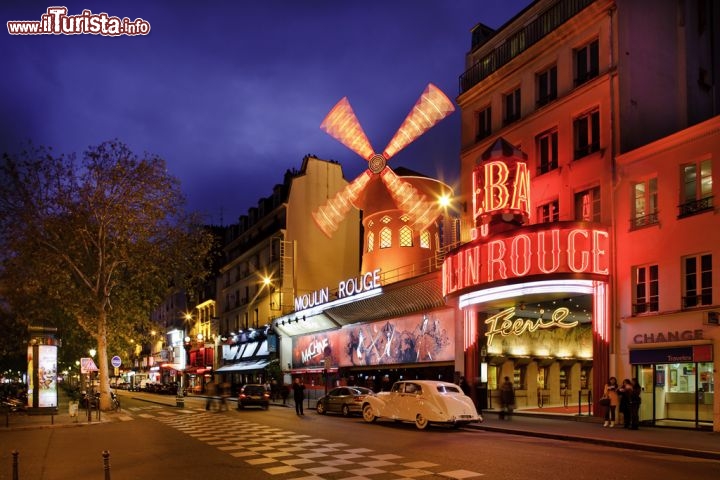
[1,393,718,480]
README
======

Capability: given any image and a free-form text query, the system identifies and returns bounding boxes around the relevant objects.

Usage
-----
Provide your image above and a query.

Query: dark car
[237,384,270,410]
[316,386,374,416]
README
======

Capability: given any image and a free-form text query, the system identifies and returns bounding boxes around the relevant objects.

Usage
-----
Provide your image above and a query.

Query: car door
[327,388,349,413]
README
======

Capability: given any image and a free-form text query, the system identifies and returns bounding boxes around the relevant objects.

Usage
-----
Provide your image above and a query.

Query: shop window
[367,232,374,253]
[379,227,392,249]
[503,87,521,126]
[631,178,658,229]
[678,159,713,218]
[633,264,659,315]
[476,105,492,141]
[537,199,559,223]
[399,226,413,247]
[683,253,713,308]
[536,128,558,174]
[574,38,599,86]
[537,367,548,389]
[253,308,259,329]
[574,186,601,222]
[560,367,571,391]
[573,108,600,159]
[536,64,557,107]
[580,367,591,390]
[488,365,498,390]
[242,312,248,330]
[420,231,431,249]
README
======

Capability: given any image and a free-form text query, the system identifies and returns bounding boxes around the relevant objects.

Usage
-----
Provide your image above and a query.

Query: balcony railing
[630,212,659,230]
[459,0,594,94]
[678,196,714,218]
[683,293,713,309]
[632,301,658,316]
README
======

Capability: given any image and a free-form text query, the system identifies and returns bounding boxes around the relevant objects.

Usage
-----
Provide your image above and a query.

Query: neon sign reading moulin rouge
[443,225,610,295]
[294,269,381,311]
[485,306,578,347]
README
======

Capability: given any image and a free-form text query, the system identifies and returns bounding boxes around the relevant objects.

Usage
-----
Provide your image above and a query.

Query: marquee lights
[458,279,596,309]
[443,225,610,297]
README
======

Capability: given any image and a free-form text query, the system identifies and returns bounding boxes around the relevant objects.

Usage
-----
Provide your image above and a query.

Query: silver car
[316,386,375,416]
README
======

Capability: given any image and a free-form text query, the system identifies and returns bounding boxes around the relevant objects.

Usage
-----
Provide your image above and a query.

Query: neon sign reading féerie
[294,269,381,311]
[442,224,610,296]
[484,306,578,347]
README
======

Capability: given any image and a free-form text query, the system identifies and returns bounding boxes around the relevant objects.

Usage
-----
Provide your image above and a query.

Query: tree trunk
[97,312,111,411]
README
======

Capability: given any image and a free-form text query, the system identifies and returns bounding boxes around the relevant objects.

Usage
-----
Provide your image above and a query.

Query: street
[1,393,719,479]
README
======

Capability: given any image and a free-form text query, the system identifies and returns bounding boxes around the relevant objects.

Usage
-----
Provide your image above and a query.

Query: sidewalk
[4,395,719,461]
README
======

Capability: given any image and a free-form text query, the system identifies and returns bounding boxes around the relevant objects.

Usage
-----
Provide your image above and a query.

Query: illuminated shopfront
[444,139,611,413]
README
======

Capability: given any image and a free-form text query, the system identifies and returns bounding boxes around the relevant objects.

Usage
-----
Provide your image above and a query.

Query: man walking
[292,378,305,415]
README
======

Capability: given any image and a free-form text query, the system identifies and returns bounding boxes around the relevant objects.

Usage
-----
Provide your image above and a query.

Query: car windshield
[244,386,265,395]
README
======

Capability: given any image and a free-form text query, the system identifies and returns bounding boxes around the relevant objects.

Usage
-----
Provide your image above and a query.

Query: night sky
[1,0,533,225]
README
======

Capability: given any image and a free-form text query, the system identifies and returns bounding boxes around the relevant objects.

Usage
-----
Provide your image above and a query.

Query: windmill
[313,83,455,238]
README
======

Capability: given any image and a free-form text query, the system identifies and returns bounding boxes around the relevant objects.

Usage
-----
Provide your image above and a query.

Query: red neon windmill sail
[313,83,455,238]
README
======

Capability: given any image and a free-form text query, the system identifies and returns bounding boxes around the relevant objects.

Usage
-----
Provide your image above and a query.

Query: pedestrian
[219,381,231,411]
[629,377,642,430]
[459,376,471,396]
[499,376,515,420]
[205,380,217,411]
[618,378,632,428]
[292,377,306,415]
[602,376,619,427]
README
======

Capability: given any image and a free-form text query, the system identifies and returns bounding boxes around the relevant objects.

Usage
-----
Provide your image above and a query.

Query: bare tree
[0,140,214,410]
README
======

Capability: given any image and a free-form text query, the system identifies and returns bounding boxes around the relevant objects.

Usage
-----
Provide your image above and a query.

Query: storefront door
[635,362,714,429]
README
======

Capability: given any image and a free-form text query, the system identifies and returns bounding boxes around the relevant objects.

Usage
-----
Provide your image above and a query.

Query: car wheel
[341,405,350,417]
[316,402,326,415]
[415,413,429,430]
[362,404,376,423]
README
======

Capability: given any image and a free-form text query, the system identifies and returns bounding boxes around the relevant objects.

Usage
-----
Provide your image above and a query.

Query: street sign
[111,355,122,368]
[80,357,98,374]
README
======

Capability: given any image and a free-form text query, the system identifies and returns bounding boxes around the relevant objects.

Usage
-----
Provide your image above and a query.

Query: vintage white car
[361,380,483,430]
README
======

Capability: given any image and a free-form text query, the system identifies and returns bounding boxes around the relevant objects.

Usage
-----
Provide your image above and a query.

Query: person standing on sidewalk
[629,377,642,430]
[602,376,619,427]
[292,378,305,415]
[619,378,632,428]
[499,376,515,420]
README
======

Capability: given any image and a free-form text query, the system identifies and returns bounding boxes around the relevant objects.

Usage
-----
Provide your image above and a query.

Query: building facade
[454,0,718,429]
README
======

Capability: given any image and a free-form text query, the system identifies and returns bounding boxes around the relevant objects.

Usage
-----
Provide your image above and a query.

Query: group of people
[602,377,642,429]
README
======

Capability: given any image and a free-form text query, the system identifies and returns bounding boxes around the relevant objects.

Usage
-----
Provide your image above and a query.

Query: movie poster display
[37,345,58,408]
[292,310,455,369]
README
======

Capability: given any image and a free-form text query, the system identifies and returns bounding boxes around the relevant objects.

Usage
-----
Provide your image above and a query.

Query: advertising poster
[292,310,455,369]
[37,345,58,408]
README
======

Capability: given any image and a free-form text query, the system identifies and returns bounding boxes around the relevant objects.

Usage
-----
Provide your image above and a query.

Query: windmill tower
[314,84,455,278]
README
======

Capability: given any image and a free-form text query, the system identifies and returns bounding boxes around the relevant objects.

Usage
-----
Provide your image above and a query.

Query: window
[574,39,599,86]
[631,178,658,228]
[537,200,559,223]
[380,227,392,248]
[476,106,492,141]
[503,87,521,125]
[536,65,557,106]
[574,186,601,222]
[573,108,600,159]
[399,226,413,247]
[679,159,713,217]
[633,265,659,314]
[243,312,248,330]
[367,232,374,253]
[683,254,712,308]
[536,129,558,174]
[253,308,259,329]
[420,231,431,249]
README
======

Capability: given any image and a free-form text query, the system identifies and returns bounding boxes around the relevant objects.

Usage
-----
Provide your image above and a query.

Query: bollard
[102,450,111,480]
[12,450,19,480]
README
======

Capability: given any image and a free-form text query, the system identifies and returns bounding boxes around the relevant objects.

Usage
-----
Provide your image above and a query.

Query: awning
[215,359,269,373]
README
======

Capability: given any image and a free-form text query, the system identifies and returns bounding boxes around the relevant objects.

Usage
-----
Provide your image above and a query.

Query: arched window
[380,227,392,248]
[367,232,374,252]
[399,226,413,247]
[420,231,431,249]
